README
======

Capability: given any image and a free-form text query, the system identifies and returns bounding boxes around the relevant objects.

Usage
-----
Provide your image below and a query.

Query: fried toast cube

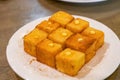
[36,39,62,68]
[66,18,89,33]
[65,34,96,63]
[81,27,104,50]
[56,48,85,76]
[48,28,73,45]
[23,28,48,57]
[36,20,60,33]
[49,11,74,26]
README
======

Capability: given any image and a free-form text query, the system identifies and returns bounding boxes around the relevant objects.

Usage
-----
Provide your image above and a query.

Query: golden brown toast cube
[36,39,62,68]
[23,28,48,57]
[65,34,96,63]
[49,11,74,26]
[48,28,73,45]
[66,18,89,33]
[81,27,104,50]
[56,48,85,76]
[36,20,60,33]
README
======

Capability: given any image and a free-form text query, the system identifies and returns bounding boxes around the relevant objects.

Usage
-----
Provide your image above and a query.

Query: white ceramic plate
[6,15,120,80]
[58,0,106,3]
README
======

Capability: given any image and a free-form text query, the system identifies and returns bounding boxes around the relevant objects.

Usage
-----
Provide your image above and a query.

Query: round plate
[58,0,106,3]
[6,15,120,80]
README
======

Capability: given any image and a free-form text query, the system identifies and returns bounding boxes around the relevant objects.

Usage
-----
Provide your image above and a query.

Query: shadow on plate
[76,42,109,78]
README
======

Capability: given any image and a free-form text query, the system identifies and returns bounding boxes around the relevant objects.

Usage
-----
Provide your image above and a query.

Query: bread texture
[81,27,104,50]
[49,11,74,26]
[23,11,104,76]
[56,48,85,76]
[65,34,96,63]
[66,18,89,33]
[36,20,60,33]
[23,28,48,57]
[48,27,73,45]
[36,39,62,68]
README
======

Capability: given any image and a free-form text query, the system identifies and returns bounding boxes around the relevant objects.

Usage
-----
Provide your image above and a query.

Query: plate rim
[58,0,107,3]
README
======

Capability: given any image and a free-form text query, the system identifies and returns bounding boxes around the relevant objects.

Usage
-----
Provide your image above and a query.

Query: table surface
[0,0,120,80]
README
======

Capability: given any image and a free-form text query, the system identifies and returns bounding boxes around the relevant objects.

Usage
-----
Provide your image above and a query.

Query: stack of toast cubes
[23,11,104,76]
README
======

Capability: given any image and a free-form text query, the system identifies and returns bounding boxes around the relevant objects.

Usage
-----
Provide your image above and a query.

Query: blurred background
[0,0,120,80]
